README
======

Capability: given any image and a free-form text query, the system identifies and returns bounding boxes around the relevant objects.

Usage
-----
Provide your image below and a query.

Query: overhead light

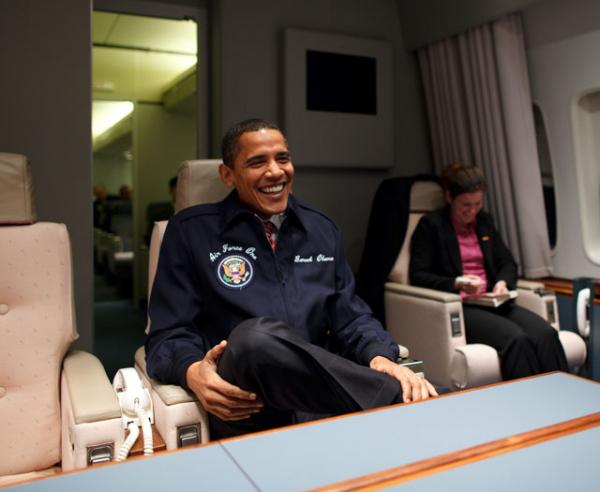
[93,81,116,92]
[92,101,134,138]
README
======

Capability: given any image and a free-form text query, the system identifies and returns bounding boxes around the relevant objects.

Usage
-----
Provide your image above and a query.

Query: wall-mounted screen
[306,50,377,115]
[284,29,393,168]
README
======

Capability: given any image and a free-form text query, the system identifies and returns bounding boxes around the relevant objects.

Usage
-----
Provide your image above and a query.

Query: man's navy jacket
[146,191,400,388]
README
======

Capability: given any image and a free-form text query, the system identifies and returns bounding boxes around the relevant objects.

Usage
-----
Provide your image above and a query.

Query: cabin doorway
[91,3,208,377]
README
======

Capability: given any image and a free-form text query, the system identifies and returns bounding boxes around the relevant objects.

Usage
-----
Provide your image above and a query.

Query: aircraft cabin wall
[214,0,432,268]
[0,0,432,351]
[0,0,94,351]
[524,0,600,279]
[395,0,600,280]
[8,0,598,355]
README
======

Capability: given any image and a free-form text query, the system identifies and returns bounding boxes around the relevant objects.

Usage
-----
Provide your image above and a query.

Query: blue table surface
[7,442,257,492]
[7,373,600,492]
[221,373,600,491]
[392,422,600,491]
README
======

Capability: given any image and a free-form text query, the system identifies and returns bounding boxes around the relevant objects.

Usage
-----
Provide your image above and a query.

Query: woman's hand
[455,275,484,294]
[492,280,509,295]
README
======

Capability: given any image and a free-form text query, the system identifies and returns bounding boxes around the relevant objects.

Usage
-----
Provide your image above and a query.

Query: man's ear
[219,163,235,188]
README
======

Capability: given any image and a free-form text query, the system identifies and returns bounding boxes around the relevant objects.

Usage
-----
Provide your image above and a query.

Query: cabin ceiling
[92,11,197,146]
[92,11,197,102]
[395,0,546,50]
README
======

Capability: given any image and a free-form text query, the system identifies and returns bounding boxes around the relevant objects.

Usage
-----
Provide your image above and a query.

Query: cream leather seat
[0,154,124,486]
[134,159,227,448]
[384,180,587,390]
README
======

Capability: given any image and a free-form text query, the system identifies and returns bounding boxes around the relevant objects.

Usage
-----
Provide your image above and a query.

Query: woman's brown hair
[440,162,488,199]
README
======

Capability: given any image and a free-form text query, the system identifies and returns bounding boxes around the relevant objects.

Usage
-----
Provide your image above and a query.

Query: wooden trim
[530,277,600,304]
[314,411,600,491]
[536,277,574,297]
[130,425,166,455]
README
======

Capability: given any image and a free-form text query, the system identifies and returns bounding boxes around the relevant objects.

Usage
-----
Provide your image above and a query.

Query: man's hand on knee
[369,356,438,403]
[186,340,264,421]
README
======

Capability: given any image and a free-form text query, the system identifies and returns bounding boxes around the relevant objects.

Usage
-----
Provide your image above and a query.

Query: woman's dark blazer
[409,207,517,294]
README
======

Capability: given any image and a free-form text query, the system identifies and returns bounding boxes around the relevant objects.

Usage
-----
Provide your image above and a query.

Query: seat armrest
[516,284,560,330]
[558,331,587,371]
[134,348,197,405]
[398,344,410,360]
[516,282,587,369]
[62,350,121,424]
[134,347,209,448]
[385,282,461,303]
[451,344,501,389]
[385,286,465,388]
[516,279,545,291]
[61,351,124,471]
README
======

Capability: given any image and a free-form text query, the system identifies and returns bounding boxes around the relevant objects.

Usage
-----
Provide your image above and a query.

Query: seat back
[174,159,230,214]
[388,181,446,284]
[146,159,228,332]
[383,179,483,389]
[0,153,77,475]
[140,159,227,446]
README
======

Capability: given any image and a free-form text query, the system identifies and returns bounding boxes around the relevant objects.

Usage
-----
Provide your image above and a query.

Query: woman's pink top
[453,220,487,298]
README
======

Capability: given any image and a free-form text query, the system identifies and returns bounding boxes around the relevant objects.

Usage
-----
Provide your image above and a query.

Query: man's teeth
[261,184,284,194]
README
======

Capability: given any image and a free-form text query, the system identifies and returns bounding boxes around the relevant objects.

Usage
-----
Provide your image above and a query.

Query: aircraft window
[533,103,557,249]
[571,90,600,266]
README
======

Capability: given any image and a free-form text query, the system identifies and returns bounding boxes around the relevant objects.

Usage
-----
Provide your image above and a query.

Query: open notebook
[463,290,518,308]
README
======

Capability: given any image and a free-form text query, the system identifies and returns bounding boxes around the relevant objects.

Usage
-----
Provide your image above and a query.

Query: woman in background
[409,163,567,380]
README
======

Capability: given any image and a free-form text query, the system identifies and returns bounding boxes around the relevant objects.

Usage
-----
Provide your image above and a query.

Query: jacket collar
[218,190,307,233]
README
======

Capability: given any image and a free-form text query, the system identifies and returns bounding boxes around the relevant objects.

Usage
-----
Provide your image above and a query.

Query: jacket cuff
[446,278,459,293]
[174,352,204,389]
[361,341,399,366]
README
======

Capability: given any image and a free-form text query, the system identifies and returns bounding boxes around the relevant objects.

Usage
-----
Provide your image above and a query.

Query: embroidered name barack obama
[294,254,334,263]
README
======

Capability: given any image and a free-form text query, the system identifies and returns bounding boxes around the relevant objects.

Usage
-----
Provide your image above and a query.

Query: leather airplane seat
[383,180,586,390]
[0,153,123,486]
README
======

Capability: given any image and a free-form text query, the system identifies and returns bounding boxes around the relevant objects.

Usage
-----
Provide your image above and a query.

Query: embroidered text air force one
[146,191,400,388]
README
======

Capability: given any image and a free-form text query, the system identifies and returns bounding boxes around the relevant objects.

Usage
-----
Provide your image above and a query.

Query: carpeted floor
[94,271,146,380]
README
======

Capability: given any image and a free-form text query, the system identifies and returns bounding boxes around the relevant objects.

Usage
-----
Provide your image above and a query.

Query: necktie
[263,220,277,252]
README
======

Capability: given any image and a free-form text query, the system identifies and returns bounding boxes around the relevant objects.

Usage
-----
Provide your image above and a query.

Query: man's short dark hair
[168,176,178,189]
[221,118,284,168]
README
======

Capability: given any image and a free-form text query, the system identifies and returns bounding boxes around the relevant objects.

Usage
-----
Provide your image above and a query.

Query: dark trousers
[463,302,568,380]
[209,317,402,439]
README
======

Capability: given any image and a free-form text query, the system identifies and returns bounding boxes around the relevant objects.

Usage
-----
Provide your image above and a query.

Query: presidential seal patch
[218,255,253,288]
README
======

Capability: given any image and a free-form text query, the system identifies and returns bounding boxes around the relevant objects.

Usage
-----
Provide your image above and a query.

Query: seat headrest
[0,153,37,224]
[410,180,446,212]
[175,159,231,213]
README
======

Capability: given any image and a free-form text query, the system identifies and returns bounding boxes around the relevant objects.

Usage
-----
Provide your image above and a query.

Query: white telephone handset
[576,287,591,338]
[113,368,154,461]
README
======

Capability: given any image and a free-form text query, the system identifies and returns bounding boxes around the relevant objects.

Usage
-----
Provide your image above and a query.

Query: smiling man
[146,118,436,439]
[219,123,293,219]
